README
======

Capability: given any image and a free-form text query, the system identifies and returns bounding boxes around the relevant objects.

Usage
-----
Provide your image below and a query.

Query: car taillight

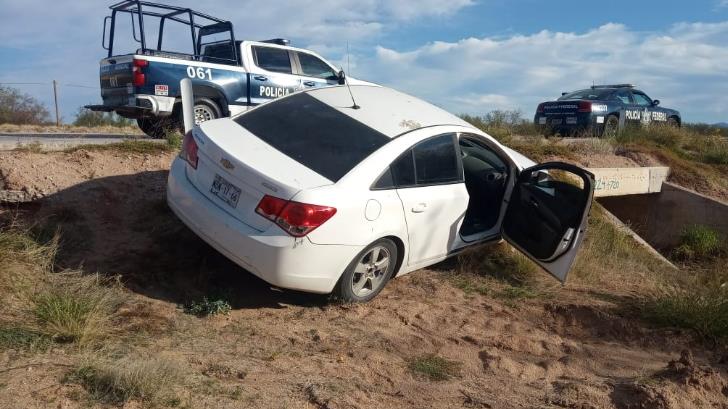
[180,131,198,169]
[255,195,337,237]
[537,103,545,113]
[578,101,592,113]
[132,59,147,87]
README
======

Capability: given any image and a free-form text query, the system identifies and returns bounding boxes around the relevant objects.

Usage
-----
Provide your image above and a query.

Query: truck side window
[298,52,337,80]
[615,90,631,104]
[632,93,652,107]
[253,46,292,74]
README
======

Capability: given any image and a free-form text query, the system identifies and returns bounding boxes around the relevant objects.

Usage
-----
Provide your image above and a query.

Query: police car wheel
[602,115,619,138]
[137,117,175,139]
[667,117,679,128]
[193,98,222,125]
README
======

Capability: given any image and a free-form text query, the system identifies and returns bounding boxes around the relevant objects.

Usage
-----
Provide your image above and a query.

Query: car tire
[193,97,222,125]
[667,117,679,128]
[332,238,398,303]
[137,117,176,139]
[602,115,619,138]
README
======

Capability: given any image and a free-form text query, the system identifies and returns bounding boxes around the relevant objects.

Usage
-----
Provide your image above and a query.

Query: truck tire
[137,117,176,139]
[193,97,222,125]
[602,115,619,138]
[667,117,680,128]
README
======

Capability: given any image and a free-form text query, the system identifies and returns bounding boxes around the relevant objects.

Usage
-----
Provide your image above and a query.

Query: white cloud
[357,22,728,122]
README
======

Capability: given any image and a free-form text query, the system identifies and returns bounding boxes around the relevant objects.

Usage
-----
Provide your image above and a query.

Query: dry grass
[68,355,183,404]
[63,140,175,155]
[0,123,142,135]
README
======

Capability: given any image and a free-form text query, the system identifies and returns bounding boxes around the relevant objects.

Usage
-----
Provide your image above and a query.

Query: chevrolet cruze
[167,85,594,302]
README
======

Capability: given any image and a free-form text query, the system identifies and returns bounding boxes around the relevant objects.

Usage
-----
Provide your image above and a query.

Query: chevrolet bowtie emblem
[220,158,235,170]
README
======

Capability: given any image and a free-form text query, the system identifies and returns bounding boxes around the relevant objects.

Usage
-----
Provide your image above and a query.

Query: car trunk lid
[100,55,136,107]
[185,119,333,231]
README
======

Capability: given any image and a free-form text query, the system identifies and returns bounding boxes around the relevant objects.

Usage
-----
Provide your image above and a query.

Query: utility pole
[52,80,60,126]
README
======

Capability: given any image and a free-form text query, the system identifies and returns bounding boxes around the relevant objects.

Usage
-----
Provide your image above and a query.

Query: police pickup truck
[534,84,681,137]
[87,1,364,137]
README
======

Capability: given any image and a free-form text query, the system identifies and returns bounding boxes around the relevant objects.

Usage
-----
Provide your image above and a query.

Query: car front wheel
[332,239,398,303]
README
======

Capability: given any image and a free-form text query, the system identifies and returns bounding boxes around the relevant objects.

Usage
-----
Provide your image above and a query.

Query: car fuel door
[501,162,594,283]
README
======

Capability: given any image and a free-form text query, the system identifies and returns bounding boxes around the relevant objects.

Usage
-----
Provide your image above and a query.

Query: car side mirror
[653,99,660,106]
[337,70,346,85]
[561,92,568,96]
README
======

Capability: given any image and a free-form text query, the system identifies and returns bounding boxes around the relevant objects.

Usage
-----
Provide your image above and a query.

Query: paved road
[0,133,160,151]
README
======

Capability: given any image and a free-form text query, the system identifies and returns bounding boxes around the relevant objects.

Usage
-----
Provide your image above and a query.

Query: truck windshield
[558,89,613,101]
[234,93,390,182]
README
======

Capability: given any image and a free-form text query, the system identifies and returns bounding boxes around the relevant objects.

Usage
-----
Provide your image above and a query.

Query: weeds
[68,356,183,404]
[0,326,52,351]
[166,130,183,150]
[64,139,174,155]
[184,297,232,317]
[673,225,723,260]
[643,285,728,342]
[13,142,43,153]
[408,354,462,381]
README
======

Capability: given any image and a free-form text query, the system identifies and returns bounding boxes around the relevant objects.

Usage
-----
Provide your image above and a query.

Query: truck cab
[87,1,364,138]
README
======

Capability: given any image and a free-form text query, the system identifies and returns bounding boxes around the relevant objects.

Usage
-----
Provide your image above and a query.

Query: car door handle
[254,75,267,81]
[303,81,316,87]
[411,203,427,213]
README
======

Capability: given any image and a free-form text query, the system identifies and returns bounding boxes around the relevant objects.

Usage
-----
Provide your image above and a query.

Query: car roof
[303,85,474,138]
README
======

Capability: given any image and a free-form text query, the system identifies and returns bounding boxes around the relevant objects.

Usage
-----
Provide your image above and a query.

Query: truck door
[248,46,301,105]
[500,163,594,283]
[294,51,340,90]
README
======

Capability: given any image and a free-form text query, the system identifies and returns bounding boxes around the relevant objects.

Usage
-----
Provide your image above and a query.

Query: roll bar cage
[103,1,238,64]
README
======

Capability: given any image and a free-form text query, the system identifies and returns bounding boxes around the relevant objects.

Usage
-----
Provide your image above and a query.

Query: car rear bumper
[166,158,361,294]
[534,114,606,136]
[87,94,175,118]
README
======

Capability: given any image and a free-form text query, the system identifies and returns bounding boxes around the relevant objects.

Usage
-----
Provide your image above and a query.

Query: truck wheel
[667,117,679,128]
[332,239,398,303]
[602,115,619,138]
[137,117,175,139]
[193,98,222,125]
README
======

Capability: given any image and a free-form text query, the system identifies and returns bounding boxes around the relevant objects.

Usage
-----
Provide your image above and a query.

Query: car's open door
[501,162,594,283]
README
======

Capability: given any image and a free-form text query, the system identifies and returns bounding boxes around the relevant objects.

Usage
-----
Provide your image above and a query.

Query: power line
[0,82,49,86]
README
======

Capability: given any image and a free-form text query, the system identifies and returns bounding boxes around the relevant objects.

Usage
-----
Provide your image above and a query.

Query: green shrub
[184,297,232,317]
[643,286,728,342]
[0,327,52,351]
[73,107,133,127]
[673,225,722,260]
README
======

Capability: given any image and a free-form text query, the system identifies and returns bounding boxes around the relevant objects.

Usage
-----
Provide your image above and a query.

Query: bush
[0,86,50,125]
[461,110,539,142]
[673,225,722,260]
[73,107,133,127]
[69,356,182,404]
[643,286,728,342]
[184,297,232,317]
[408,354,462,381]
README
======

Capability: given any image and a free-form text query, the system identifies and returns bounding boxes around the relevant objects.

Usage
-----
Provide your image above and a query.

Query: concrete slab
[587,167,670,197]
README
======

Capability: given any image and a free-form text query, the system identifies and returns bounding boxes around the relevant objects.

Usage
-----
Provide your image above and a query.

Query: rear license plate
[210,174,241,208]
[566,117,577,124]
[551,118,563,125]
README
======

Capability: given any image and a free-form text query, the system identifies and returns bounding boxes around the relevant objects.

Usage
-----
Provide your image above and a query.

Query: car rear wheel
[602,115,619,138]
[137,117,176,139]
[332,239,398,303]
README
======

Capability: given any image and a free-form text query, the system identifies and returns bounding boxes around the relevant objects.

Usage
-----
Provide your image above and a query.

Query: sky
[2,0,728,123]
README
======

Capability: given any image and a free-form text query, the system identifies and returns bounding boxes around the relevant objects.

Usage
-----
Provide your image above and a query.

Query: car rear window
[558,89,613,101]
[234,93,390,182]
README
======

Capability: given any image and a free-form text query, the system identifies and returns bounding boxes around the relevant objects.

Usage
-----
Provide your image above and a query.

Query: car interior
[458,136,510,237]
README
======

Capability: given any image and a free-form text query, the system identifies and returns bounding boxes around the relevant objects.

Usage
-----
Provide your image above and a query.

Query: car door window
[253,46,292,73]
[373,134,460,189]
[298,52,337,80]
[632,93,653,107]
[614,90,632,104]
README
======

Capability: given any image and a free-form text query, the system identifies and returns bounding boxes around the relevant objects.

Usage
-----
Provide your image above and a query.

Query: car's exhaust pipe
[181,78,195,133]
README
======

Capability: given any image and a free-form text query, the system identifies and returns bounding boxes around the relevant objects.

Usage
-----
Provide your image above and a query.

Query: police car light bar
[261,38,291,46]
[591,84,635,89]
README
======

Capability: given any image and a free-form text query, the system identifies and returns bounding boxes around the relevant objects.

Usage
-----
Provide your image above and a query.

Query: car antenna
[344,41,360,110]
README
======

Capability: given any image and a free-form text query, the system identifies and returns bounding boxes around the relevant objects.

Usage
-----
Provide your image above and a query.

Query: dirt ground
[1,148,727,408]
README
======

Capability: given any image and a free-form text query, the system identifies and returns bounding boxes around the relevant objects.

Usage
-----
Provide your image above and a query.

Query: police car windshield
[558,89,613,101]
[234,93,390,182]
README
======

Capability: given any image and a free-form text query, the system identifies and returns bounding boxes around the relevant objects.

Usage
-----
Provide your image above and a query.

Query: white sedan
[167,85,594,302]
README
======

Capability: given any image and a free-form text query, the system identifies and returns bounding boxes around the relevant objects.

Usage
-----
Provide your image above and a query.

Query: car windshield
[234,93,390,182]
[558,89,613,101]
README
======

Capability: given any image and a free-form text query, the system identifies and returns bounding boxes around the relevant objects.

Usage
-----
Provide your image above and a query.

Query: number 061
[186,66,212,80]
